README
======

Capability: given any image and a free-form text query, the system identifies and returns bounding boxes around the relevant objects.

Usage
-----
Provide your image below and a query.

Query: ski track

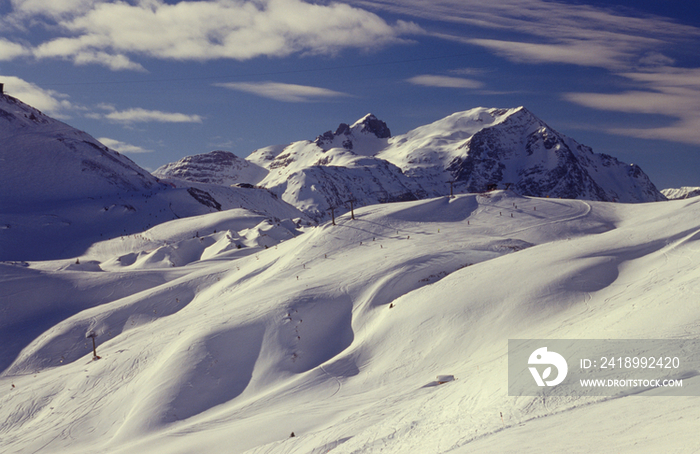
[1,193,699,453]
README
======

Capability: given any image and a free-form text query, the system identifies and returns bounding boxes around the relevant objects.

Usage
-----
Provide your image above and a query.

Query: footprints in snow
[285,309,303,362]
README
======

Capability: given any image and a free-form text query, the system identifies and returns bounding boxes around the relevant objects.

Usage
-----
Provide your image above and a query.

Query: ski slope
[1,191,699,453]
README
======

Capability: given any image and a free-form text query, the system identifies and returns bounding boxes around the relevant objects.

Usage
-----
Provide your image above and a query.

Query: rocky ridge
[156,107,666,220]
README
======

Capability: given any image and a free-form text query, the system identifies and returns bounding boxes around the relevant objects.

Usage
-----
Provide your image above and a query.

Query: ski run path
[2,191,700,453]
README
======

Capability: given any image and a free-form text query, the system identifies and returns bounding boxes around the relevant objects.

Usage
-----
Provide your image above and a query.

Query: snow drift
[2,191,699,454]
[0,94,696,454]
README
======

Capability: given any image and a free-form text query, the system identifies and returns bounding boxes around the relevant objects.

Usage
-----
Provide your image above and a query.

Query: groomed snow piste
[2,191,699,453]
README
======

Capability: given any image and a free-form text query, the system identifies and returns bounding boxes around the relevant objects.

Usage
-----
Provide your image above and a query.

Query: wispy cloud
[0,39,30,60]
[2,0,420,70]
[565,67,700,145]
[353,0,700,145]
[1,76,203,126]
[354,0,697,70]
[407,74,483,89]
[465,38,632,69]
[98,137,153,154]
[215,81,351,102]
[100,107,203,124]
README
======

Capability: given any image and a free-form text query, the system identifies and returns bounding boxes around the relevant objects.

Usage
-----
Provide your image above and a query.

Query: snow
[153,151,269,187]
[379,107,520,171]
[161,107,664,225]
[662,186,700,200]
[0,184,307,262]
[0,94,309,262]
[0,94,157,210]
[243,138,419,221]
[0,94,697,453]
[2,191,699,454]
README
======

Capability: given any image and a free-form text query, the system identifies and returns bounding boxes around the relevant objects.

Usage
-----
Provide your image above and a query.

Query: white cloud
[355,0,700,146]
[215,81,350,102]
[6,0,420,70]
[0,39,30,60]
[0,75,74,117]
[565,68,700,145]
[102,107,203,124]
[98,137,153,154]
[465,38,631,69]
[565,90,695,117]
[354,0,699,71]
[31,28,146,71]
[73,50,145,72]
[407,74,483,89]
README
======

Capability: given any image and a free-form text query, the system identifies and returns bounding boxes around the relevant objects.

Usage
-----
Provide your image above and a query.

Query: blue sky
[1,0,699,189]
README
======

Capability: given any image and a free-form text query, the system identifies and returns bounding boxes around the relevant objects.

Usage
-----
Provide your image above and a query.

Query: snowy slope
[380,107,665,203]
[0,181,308,261]
[662,186,700,200]
[161,107,665,222]
[0,93,309,261]
[153,150,269,186]
[0,94,158,210]
[2,192,699,454]
[246,133,420,221]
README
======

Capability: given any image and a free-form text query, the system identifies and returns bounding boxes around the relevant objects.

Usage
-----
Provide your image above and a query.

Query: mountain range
[2,92,700,454]
[0,93,306,261]
[662,186,700,200]
[155,107,666,221]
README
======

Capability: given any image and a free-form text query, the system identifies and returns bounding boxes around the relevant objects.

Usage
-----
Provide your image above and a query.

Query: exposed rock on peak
[315,114,391,151]
[661,186,700,200]
[160,106,666,221]
[351,113,391,139]
[154,150,268,186]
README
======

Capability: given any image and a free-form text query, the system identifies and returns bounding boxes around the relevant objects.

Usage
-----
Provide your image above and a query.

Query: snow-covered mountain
[246,142,421,220]
[153,150,268,186]
[661,186,700,200]
[2,94,700,454]
[157,107,666,221]
[379,107,665,203]
[0,94,308,261]
[0,93,158,210]
[238,113,423,220]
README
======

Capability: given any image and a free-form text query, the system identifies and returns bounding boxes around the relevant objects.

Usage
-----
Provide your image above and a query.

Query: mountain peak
[350,113,391,139]
[314,114,391,151]
[158,105,666,221]
[154,150,268,186]
[0,94,158,209]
